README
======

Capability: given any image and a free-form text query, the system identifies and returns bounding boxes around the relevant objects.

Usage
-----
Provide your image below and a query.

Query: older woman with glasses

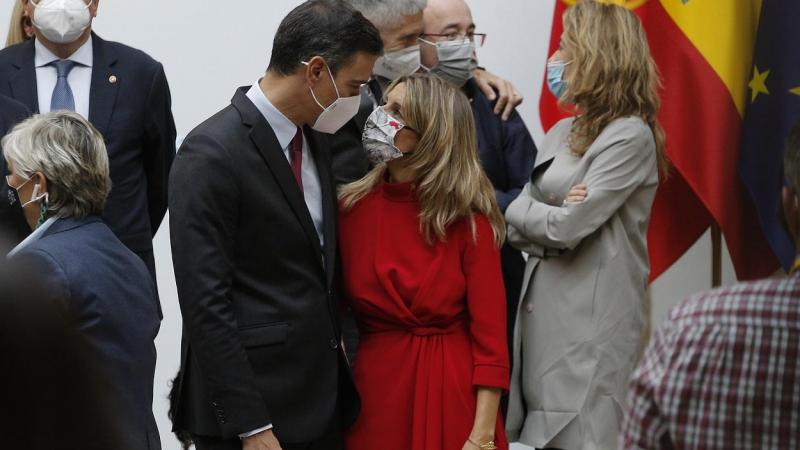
[3,111,162,450]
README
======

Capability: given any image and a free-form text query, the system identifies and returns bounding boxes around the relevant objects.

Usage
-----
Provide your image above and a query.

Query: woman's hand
[465,387,501,449]
[462,432,497,450]
[565,183,588,204]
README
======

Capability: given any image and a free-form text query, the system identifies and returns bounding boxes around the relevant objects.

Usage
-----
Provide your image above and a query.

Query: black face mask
[5,176,23,206]
[7,186,19,206]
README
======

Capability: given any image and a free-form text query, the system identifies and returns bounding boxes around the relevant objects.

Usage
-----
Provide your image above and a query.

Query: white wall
[0,1,737,449]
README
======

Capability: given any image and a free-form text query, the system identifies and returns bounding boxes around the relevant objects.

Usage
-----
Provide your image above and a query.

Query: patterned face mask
[362,106,411,166]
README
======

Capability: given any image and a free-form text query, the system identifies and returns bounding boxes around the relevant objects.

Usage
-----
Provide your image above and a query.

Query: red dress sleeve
[462,214,510,390]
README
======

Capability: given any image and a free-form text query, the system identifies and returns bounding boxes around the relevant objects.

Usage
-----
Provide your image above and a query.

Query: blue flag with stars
[740,0,800,271]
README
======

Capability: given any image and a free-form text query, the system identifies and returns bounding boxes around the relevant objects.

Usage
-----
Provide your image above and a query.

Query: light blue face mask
[546,59,572,99]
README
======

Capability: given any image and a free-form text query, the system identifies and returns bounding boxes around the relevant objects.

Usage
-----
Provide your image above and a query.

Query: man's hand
[473,68,524,121]
[242,429,282,450]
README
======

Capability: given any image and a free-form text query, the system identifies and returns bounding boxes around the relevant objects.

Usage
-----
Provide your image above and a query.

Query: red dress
[339,180,510,450]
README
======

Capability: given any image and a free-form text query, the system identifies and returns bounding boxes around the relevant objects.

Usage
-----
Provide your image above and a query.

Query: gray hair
[345,0,428,30]
[786,119,800,193]
[2,112,111,219]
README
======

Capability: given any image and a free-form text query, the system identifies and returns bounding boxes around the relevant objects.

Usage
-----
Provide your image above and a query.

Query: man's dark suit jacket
[0,94,31,253]
[12,216,161,450]
[168,87,359,443]
[0,33,176,277]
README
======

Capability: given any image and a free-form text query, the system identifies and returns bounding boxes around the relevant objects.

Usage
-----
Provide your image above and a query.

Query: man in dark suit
[168,2,383,449]
[0,93,30,252]
[0,0,176,280]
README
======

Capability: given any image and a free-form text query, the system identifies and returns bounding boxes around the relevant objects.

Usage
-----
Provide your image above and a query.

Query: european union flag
[740,0,800,271]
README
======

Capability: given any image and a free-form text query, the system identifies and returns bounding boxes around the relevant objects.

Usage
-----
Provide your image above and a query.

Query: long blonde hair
[6,2,33,48]
[561,0,668,176]
[340,74,505,246]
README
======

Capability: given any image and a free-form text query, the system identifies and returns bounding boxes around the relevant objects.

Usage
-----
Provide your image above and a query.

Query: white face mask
[372,45,421,81]
[31,0,93,45]
[421,38,477,87]
[304,61,362,134]
[362,106,411,166]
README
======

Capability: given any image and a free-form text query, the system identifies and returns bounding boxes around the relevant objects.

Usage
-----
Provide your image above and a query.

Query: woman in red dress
[338,74,509,450]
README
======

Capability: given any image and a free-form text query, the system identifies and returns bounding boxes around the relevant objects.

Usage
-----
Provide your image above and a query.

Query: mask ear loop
[302,60,341,110]
[417,37,439,72]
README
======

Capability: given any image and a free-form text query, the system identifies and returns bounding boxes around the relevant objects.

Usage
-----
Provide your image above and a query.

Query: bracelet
[468,437,498,450]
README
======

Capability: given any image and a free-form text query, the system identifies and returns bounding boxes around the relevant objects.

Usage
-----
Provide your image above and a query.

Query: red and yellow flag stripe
[541,0,778,280]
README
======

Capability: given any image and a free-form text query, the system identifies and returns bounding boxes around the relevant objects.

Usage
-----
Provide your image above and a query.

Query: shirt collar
[245,80,298,150]
[34,35,94,69]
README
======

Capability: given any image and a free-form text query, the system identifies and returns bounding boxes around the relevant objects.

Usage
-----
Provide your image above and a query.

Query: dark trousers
[192,431,345,450]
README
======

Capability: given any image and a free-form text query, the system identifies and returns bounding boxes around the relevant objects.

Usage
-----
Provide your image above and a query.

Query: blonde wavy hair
[339,74,505,246]
[561,0,668,176]
[6,1,33,48]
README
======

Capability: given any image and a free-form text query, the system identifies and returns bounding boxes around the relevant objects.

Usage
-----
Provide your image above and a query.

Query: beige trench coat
[505,117,658,450]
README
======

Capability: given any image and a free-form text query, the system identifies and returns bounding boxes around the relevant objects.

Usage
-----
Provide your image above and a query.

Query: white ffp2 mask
[305,62,362,134]
[32,0,93,44]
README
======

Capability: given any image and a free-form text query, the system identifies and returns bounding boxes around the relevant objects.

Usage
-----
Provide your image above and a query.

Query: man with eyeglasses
[337,0,537,377]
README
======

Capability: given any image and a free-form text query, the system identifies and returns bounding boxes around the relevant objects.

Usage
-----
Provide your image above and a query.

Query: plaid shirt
[622,274,800,450]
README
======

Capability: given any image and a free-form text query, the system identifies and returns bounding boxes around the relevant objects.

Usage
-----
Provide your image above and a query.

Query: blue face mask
[546,60,572,99]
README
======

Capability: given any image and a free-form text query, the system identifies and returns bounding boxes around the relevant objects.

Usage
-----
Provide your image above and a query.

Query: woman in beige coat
[504,2,668,449]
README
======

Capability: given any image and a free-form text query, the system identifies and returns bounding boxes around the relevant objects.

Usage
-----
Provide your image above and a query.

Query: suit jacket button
[329,338,339,349]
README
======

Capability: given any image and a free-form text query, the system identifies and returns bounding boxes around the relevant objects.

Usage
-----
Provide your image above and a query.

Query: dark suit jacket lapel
[8,39,38,112]
[232,89,325,266]
[306,127,337,286]
[88,33,119,136]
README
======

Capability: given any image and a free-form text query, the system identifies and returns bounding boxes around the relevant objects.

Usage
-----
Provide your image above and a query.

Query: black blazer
[0,33,176,272]
[0,93,31,253]
[169,87,359,442]
[11,217,161,450]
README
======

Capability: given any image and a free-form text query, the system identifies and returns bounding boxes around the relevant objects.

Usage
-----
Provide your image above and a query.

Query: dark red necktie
[290,127,304,192]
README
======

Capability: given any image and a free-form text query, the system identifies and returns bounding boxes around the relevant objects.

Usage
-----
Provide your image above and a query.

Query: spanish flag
[540,0,780,281]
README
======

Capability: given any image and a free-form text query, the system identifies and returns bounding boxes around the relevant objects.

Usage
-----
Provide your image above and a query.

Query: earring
[36,196,49,228]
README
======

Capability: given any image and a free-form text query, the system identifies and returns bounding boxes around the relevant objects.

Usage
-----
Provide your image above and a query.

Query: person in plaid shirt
[622,119,800,450]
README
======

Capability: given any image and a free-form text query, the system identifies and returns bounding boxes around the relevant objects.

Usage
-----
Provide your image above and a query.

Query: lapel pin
[109,75,118,84]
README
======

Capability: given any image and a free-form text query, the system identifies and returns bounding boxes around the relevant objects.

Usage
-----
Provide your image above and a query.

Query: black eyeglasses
[420,32,487,47]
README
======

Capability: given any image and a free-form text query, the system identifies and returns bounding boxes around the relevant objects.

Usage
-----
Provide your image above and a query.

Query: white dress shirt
[35,36,93,118]
[246,81,324,246]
